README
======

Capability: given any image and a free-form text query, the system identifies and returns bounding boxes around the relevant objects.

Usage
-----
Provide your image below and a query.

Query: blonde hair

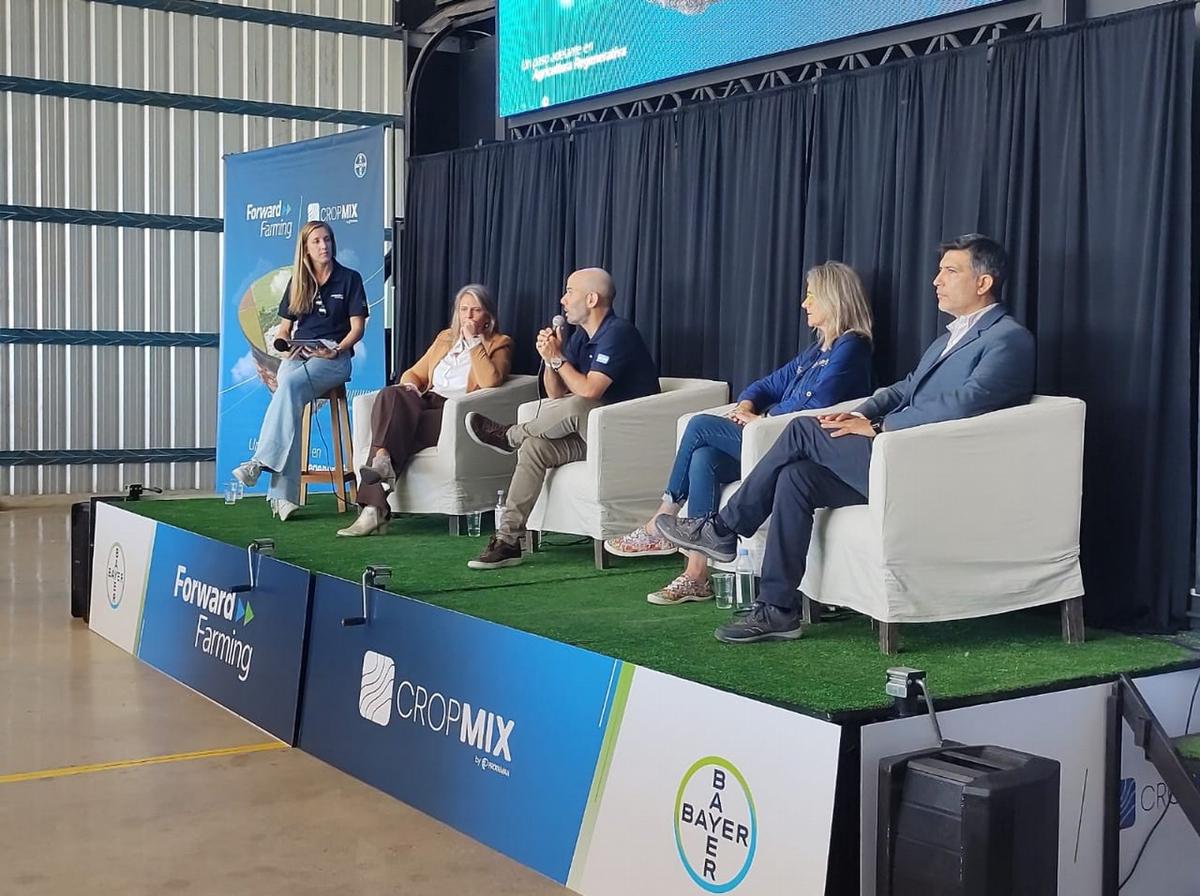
[287,221,337,316]
[806,261,873,350]
[448,283,499,334]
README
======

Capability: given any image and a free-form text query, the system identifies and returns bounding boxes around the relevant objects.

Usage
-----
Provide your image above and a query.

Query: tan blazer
[399,328,513,393]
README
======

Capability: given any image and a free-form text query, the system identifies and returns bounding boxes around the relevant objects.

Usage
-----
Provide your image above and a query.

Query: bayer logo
[353,153,368,179]
[674,756,757,893]
[105,542,126,609]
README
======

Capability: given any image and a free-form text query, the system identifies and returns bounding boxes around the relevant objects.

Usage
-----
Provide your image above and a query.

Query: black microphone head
[273,338,289,352]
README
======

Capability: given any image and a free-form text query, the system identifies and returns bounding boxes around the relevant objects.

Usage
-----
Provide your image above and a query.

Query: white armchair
[351,376,540,524]
[684,395,1087,653]
[523,377,729,567]
[802,396,1086,651]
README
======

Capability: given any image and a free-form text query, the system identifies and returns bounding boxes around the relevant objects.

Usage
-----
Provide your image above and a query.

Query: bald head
[570,268,615,307]
[560,267,616,334]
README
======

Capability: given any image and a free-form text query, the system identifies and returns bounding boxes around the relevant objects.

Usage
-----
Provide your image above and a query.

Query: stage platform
[80,496,1200,895]
[127,495,1192,719]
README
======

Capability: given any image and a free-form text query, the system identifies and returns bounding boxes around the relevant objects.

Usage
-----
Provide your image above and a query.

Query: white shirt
[941,304,997,357]
[431,335,483,395]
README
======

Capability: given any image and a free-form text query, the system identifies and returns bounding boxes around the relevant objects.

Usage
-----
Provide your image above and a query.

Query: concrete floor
[0,503,569,896]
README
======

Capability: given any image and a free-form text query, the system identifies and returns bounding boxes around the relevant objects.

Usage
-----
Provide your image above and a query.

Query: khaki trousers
[498,395,600,542]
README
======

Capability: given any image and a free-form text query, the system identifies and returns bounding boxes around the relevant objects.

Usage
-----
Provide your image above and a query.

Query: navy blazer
[739,332,872,416]
[856,306,1034,432]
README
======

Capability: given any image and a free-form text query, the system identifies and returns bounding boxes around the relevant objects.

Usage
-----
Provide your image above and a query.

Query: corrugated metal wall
[0,0,405,496]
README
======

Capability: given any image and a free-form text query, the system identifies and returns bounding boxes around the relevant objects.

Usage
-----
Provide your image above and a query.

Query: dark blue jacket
[856,306,1034,431]
[738,332,872,416]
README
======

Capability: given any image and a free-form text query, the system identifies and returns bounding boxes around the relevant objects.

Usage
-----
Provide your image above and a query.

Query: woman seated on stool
[233,221,366,521]
[338,284,512,536]
[607,260,874,605]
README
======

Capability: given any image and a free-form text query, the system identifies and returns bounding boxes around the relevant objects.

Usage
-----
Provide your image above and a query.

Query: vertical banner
[218,127,387,492]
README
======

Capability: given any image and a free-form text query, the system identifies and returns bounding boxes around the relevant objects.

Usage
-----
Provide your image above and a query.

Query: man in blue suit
[657,234,1035,644]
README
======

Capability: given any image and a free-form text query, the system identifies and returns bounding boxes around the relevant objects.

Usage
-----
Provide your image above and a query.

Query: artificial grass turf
[131,496,1197,716]
[1179,734,1200,762]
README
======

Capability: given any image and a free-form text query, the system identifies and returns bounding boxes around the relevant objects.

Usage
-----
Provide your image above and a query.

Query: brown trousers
[358,387,447,513]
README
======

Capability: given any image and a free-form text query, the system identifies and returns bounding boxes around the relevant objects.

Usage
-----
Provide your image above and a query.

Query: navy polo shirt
[563,311,660,405]
[278,260,368,343]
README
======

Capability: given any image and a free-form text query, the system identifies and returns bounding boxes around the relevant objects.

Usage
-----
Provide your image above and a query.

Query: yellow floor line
[0,741,288,785]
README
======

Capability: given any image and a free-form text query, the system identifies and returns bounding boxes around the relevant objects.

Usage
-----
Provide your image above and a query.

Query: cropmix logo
[173,565,255,682]
[309,199,359,224]
[360,650,395,726]
[674,757,757,893]
[245,199,293,239]
[105,542,126,609]
[1119,777,1137,830]
[355,650,516,775]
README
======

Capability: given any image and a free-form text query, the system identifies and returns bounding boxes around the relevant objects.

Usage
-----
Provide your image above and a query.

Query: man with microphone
[464,267,659,569]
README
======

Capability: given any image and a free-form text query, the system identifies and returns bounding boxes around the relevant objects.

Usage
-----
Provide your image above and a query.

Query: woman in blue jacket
[607,261,874,606]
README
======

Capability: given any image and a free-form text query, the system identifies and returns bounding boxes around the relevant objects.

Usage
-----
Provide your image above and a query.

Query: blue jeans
[252,355,352,503]
[665,414,744,517]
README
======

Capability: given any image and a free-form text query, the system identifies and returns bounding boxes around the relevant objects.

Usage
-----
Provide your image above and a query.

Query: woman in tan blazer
[339,283,512,536]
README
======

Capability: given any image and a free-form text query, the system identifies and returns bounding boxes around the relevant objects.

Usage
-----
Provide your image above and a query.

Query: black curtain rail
[0,448,216,466]
[400,4,1195,630]
[0,75,405,129]
[0,330,220,348]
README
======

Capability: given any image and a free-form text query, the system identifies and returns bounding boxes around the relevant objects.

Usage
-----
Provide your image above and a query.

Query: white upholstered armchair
[683,396,1086,653]
[523,377,729,567]
[351,375,540,526]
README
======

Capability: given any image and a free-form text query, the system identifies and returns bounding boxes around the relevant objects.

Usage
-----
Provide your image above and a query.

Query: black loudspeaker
[877,744,1060,896]
[69,500,93,622]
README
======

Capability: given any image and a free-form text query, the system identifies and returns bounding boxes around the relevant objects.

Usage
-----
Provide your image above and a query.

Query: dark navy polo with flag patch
[563,311,660,405]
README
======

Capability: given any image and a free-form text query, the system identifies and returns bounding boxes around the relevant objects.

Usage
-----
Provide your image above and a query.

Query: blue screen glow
[499,0,1007,117]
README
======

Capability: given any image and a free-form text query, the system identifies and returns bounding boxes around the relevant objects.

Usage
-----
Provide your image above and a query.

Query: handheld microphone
[551,314,566,343]
[273,337,289,352]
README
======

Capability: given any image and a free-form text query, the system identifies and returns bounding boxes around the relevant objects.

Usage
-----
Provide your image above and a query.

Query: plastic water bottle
[494,489,506,534]
[734,547,757,612]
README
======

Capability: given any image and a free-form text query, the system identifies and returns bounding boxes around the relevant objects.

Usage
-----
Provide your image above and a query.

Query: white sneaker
[233,460,263,487]
[337,506,389,537]
[271,498,300,522]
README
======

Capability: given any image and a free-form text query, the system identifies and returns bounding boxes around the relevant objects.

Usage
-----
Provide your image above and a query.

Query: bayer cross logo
[105,542,126,609]
[353,152,368,179]
[675,756,757,892]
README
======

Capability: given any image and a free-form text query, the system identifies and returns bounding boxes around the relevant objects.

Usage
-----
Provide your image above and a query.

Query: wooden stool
[298,385,357,512]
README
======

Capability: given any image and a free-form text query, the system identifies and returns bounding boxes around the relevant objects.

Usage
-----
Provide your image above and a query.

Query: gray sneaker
[233,460,263,487]
[655,513,737,563]
[714,602,803,644]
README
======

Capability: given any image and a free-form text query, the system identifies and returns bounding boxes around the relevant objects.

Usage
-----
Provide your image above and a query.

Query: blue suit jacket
[856,306,1035,432]
[738,332,872,416]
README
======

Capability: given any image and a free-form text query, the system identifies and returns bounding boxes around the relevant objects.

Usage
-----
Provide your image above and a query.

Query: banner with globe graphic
[217,127,387,495]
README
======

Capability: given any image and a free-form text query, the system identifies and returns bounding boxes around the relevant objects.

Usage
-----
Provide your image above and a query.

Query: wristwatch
[550,356,565,371]
[870,419,884,434]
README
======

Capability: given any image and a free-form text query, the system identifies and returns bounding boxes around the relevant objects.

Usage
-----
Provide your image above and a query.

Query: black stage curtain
[400,4,1195,629]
